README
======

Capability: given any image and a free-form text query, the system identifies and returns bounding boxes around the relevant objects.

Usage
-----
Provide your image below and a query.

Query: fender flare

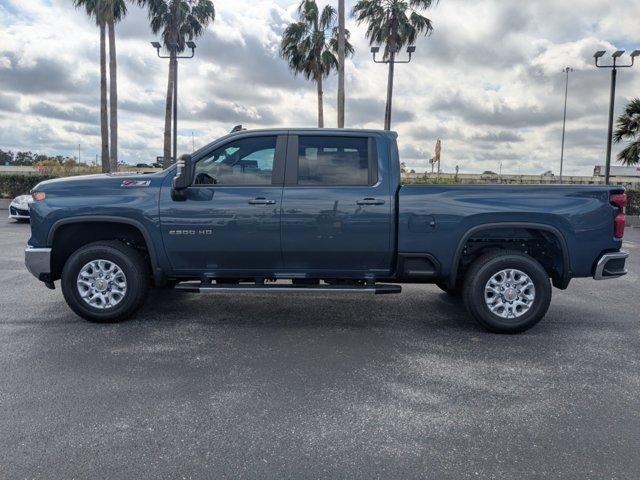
[48,216,163,284]
[448,222,572,289]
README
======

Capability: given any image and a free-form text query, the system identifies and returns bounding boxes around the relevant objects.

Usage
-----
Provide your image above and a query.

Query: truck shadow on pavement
[24,282,625,339]
[136,287,500,334]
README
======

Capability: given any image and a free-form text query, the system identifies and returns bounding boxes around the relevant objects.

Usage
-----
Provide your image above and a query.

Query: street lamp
[151,40,197,166]
[559,66,573,182]
[594,49,640,184]
[371,45,416,130]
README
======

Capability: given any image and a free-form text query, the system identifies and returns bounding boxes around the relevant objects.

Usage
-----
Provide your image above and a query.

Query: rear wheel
[462,251,551,334]
[61,241,149,323]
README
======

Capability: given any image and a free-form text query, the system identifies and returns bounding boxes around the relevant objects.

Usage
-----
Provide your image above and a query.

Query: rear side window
[297,136,373,186]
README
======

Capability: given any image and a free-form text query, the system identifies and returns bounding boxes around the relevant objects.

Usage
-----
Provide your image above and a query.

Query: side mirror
[171,154,194,201]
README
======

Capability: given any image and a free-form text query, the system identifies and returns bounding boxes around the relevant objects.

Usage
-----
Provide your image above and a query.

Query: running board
[174,283,402,295]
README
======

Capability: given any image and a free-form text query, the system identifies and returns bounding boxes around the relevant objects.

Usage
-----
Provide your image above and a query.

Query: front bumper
[25,246,52,281]
[593,251,629,280]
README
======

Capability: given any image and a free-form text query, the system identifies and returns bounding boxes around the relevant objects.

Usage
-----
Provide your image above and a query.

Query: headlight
[32,192,46,202]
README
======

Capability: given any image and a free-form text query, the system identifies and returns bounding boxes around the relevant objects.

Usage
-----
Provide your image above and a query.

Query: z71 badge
[121,180,151,188]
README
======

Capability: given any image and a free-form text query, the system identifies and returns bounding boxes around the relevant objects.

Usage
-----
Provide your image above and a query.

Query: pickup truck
[25,128,629,333]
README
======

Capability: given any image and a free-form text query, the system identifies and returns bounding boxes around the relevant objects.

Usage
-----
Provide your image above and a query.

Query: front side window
[297,136,372,186]
[194,136,276,185]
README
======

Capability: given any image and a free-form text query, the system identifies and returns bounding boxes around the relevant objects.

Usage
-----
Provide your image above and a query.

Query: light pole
[371,45,416,131]
[594,49,640,184]
[151,41,196,165]
[559,66,572,182]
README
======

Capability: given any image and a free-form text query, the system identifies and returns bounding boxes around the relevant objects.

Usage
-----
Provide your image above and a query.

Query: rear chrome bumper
[593,251,629,280]
[25,246,52,280]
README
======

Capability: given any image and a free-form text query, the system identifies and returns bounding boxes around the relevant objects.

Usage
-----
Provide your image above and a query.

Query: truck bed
[397,184,623,280]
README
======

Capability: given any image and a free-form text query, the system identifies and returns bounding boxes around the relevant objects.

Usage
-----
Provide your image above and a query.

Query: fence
[402,172,640,190]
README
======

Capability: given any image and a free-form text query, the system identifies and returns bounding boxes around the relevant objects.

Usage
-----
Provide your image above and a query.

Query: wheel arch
[48,216,163,284]
[448,222,571,290]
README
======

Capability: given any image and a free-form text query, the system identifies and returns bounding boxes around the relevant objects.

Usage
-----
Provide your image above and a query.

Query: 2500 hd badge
[168,230,213,236]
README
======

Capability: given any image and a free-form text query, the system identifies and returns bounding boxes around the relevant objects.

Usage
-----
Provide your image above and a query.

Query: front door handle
[356,198,385,206]
[248,197,276,205]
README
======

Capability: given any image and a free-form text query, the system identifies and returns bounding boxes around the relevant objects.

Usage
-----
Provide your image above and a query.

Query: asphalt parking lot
[1,219,639,479]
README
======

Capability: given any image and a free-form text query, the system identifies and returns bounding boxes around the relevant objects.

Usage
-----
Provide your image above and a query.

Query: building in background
[594,165,640,178]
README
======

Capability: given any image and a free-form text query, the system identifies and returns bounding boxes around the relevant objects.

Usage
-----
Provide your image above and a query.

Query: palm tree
[106,0,128,172]
[337,0,346,128]
[139,0,215,168]
[280,0,353,128]
[74,0,110,173]
[614,98,640,166]
[352,0,437,130]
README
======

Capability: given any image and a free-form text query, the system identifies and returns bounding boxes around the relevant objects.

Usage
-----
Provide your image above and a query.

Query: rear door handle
[357,198,385,206]
[248,198,276,205]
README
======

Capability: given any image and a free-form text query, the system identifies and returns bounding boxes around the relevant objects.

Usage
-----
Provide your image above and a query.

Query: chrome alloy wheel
[77,259,128,310]
[484,268,535,319]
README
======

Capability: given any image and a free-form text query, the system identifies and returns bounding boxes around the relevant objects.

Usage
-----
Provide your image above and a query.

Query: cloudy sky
[1,0,639,174]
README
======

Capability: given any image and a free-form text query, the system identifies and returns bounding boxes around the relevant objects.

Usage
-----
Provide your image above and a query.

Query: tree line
[0,149,78,167]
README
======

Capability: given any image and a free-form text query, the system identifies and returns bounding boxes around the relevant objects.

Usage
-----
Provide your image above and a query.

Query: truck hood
[33,171,166,191]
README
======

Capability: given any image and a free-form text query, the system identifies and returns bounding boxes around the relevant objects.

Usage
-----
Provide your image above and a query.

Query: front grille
[10,206,29,216]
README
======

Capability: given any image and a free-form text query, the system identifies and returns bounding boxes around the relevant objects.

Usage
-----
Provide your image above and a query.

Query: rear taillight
[614,214,626,239]
[611,193,627,239]
[610,193,627,212]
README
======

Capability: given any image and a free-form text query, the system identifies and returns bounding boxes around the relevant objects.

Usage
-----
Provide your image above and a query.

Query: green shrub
[0,174,55,198]
[627,189,639,216]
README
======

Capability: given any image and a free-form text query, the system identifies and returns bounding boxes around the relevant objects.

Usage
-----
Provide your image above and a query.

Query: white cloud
[0,0,639,174]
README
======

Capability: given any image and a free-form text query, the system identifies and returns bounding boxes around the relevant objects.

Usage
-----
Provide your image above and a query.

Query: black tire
[436,281,461,297]
[462,250,552,334]
[61,241,150,323]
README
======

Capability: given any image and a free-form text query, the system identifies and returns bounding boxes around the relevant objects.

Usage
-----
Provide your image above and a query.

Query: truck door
[281,133,393,277]
[159,134,286,274]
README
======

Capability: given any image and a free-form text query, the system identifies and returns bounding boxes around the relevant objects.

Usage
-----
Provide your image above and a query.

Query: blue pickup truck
[25,128,629,333]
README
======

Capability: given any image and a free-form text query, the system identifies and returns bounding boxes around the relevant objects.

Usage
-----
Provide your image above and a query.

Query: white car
[9,194,32,222]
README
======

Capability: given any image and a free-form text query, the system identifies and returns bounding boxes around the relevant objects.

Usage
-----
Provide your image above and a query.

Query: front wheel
[61,241,150,323]
[462,251,552,334]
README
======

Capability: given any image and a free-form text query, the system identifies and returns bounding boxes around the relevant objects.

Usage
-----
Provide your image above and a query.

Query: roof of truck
[227,127,397,136]
[186,128,398,161]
